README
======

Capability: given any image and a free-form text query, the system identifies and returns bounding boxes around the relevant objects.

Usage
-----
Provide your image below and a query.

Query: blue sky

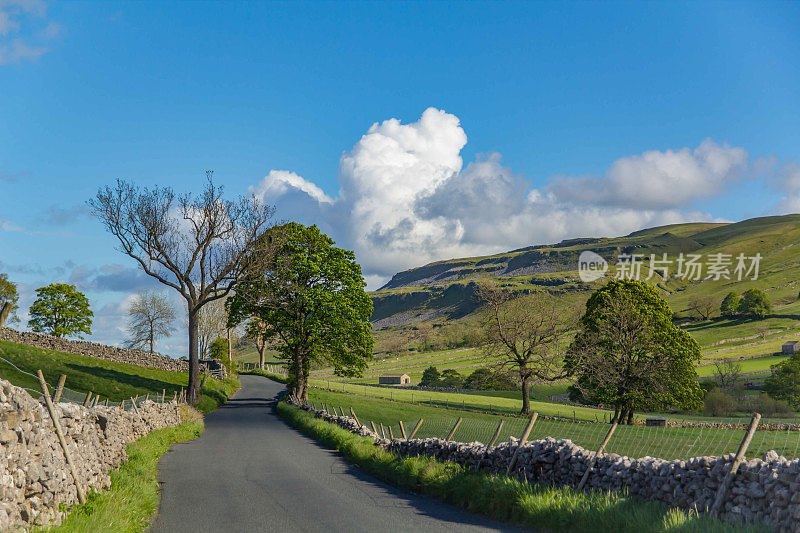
[1,1,799,353]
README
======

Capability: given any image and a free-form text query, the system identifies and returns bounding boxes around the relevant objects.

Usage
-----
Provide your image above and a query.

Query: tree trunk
[227,328,232,363]
[187,308,200,405]
[257,345,265,370]
[626,408,634,425]
[520,375,531,415]
[0,302,10,327]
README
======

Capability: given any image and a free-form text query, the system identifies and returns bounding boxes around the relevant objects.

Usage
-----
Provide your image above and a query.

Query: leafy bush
[703,389,737,417]
[419,366,441,387]
[745,394,793,418]
[463,367,518,391]
[719,292,741,318]
[764,355,800,409]
[738,288,771,318]
[438,368,464,388]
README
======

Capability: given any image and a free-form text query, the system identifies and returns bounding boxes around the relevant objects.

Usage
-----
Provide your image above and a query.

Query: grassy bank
[277,401,759,532]
[45,408,204,533]
[0,339,238,413]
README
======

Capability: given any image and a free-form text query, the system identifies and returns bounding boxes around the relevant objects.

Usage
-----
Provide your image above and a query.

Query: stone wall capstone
[288,399,800,532]
[0,328,188,373]
[0,378,183,531]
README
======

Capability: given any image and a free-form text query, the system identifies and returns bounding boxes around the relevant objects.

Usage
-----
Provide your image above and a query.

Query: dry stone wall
[290,400,800,532]
[0,328,188,373]
[0,378,182,531]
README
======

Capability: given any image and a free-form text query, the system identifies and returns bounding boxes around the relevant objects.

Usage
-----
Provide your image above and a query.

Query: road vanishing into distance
[152,375,513,532]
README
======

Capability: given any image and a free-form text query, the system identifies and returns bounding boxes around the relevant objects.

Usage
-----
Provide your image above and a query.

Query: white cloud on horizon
[251,107,752,287]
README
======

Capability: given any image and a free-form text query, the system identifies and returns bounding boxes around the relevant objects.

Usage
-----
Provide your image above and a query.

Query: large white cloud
[251,108,753,286]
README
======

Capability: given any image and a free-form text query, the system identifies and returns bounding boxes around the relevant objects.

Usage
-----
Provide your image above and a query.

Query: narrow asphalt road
[152,375,513,532]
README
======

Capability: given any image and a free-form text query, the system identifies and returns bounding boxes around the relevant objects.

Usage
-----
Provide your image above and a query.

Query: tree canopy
[764,355,800,409]
[720,291,741,318]
[90,175,274,403]
[28,283,93,338]
[739,288,771,318]
[565,279,702,424]
[228,223,373,401]
[0,273,19,327]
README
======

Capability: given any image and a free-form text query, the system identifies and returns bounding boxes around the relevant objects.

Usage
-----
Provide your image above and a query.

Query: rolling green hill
[371,214,800,364]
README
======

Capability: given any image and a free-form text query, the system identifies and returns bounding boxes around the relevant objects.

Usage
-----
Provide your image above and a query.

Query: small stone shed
[378,374,411,385]
[782,341,799,355]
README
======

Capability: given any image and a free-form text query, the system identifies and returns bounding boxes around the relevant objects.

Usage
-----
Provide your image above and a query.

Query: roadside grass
[277,401,762,533]
[308,388,800,460]
[44,407,204,533]
[0,339,239,413]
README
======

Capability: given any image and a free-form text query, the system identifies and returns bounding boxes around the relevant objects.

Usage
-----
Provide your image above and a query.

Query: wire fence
[0,353,186,411]
[310,390,800,461]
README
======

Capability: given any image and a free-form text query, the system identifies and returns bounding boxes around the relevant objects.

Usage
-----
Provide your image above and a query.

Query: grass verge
[277,401,765,533]
[45,407,204,533]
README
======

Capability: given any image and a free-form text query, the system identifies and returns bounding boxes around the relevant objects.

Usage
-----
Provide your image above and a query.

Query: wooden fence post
[371,421,379,435]
[388,425,395,440]
[36,370,86,504]
[52,374,67,403]
[380,424,387,439]
[161,389,166,403]
[506,412,539,475]
[577,421,619,491]
[489,419,505,447]
[398,420,407,440]
[446,417,463,441]
[710,413,761,517]
[349,407,361,426]
[409,419,425,439]
[82,391,92,407]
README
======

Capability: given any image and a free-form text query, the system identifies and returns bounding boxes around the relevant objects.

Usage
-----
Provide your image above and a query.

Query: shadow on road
[220,397,275,408]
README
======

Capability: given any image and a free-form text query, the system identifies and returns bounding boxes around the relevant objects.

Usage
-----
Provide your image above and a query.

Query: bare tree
[688,295,717,321]
[196,297,229,359]
[125,291,176,353]
[478,284,576,415]
[89,174,274,403]
[713,358,742,392]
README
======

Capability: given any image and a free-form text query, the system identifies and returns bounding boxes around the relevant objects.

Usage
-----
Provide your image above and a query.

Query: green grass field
[0,339,238,413]
[308,388,800,460]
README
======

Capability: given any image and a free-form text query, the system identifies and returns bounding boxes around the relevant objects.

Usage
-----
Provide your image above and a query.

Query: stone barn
[379,374,411,385]
[782,341,799,355]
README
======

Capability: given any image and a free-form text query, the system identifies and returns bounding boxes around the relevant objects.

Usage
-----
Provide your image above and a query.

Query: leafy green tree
[565,280,703,424]
[419,366,441,387]
[0,273,19,327]
[209,336,228,360]
[438,369,464,388]
[228,223,373,401]
[28,283,93,338]
[764,355,800,409]
[738,288,771,318]
[720,291,741,318]
[463,367,517,391]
